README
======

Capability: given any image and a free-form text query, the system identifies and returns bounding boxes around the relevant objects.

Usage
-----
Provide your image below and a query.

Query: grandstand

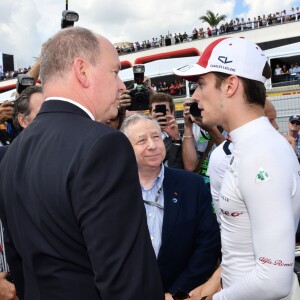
[118,16,300,134]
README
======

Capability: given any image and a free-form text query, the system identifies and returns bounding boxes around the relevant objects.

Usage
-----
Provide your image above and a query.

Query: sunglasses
[291,121,300,125]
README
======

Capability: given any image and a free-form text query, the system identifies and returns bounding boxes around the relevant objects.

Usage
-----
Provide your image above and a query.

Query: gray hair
[40,27,100,84]
[120,113,161,137]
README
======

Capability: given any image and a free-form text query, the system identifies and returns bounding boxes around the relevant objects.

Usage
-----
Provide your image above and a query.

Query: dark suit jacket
[0,145,8,161]
[158,167,221,294]
[0,100,164,300]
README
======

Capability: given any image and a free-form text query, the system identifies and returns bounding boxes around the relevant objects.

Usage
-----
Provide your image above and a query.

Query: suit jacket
[0,145,8,161]
[158,167,221,294]
[0,100,164,300]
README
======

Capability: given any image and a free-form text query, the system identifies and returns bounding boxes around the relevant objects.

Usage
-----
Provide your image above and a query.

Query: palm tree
[199,10,227,27]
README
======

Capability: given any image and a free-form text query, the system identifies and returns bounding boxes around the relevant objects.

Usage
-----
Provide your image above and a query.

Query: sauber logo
[218,56,233,64]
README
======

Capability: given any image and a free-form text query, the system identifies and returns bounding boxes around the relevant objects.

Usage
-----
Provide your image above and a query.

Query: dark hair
[13,85,43,132]
[214,62,271,108]
[149,92,174,113]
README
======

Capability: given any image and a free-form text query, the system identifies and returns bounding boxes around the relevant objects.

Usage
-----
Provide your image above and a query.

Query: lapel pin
[172,198,178,203]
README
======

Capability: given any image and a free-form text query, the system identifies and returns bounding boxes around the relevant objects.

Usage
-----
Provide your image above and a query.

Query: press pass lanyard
[143,187,164,210]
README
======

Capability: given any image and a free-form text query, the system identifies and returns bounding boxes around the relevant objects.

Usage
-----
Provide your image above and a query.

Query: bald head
[264,99,279,130]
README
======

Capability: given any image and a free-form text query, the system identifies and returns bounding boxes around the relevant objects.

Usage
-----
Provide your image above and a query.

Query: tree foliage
[199,10,227,27]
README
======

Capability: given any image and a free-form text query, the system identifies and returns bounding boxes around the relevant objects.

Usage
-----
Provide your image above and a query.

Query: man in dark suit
[0,27,164,300]
[120,114,221,300]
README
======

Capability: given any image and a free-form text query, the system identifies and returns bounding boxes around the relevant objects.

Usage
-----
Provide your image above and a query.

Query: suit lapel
[159,167,183,258]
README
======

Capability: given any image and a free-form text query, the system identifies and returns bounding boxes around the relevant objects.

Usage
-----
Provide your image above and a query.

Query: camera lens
[127,88,149,111]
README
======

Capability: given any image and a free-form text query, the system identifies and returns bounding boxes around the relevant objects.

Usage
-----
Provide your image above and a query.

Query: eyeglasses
[291,121,300,125]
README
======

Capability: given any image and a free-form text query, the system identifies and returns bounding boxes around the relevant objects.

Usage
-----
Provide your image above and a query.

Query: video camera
[127,64,150,111]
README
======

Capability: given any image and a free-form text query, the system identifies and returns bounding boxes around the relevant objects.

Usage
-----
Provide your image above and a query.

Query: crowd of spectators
[0,66,32,81]
[116,6,300,55]
[273,62,300,83]
[150,80,186,96]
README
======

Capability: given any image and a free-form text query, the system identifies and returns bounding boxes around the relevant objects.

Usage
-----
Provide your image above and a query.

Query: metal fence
[267,83,300,133]
[173,83,300,135]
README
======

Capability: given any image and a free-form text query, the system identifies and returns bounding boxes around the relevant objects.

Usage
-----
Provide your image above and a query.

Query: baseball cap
[289,115,300,123]
[173,37,268,83]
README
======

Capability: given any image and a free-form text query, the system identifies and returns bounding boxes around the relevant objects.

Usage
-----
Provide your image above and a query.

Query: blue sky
[234,0,250,16]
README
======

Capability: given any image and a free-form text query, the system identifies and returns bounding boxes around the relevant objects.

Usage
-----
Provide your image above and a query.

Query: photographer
[149,93,184,169]
[119,68,153,115]
[12,85,44,133]
[0,58,42,148]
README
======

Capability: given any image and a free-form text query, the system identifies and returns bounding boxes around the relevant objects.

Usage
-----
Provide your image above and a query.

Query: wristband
[183,135,193,139]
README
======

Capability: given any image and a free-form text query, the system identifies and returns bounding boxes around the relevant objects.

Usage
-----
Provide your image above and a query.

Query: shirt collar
[45,97,95,121]
[141,164,165,191]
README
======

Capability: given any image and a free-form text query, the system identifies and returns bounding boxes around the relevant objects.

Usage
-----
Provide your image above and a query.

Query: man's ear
[73,58,89,88]
[18,114,28,129]
[223,75,239,98]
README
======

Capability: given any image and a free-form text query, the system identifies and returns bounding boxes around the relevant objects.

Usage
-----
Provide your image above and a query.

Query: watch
[171,139,182,145]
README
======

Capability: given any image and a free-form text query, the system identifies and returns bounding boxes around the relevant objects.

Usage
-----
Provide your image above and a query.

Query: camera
[189,102,202,118]
[16,74,35,94]
[127,64,150,111]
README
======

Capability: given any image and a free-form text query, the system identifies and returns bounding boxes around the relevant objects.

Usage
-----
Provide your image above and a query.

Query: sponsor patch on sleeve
[255,167,272,183]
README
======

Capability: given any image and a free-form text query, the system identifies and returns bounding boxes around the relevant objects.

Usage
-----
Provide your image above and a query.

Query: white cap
[173,37,268,83]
